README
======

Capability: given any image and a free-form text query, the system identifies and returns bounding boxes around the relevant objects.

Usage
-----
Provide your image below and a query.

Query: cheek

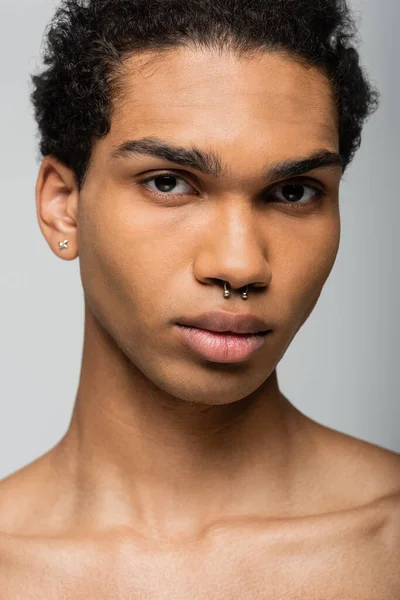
[274,219,341,325]
[77,194,178,336]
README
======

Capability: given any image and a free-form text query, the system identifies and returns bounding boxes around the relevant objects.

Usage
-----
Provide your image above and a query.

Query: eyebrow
[110,136,344,181]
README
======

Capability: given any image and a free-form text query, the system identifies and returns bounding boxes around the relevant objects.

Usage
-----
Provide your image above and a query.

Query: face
[39,47,342,405]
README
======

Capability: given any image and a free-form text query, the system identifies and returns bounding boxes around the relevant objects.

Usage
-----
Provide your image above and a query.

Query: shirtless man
[1,0,399,597]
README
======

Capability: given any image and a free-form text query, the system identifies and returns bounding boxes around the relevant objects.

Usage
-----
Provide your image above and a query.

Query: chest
[105,539,396,599]
[2,530,398,599]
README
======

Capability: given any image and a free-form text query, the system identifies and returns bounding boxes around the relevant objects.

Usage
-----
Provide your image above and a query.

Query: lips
[176,310,271,335]
[176,325,269,363]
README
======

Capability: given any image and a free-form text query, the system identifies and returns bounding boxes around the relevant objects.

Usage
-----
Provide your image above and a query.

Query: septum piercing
[224,281,249,300]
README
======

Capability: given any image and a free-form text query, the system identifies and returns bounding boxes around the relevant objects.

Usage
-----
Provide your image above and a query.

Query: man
[0,0,399,597]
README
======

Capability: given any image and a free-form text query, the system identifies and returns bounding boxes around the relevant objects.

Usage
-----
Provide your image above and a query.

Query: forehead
[106,47,338,159]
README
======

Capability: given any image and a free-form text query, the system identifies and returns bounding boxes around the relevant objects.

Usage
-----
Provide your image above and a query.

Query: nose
[194,205,272,293]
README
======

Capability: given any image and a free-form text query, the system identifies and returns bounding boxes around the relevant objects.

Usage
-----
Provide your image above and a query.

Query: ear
[35,156,79,260]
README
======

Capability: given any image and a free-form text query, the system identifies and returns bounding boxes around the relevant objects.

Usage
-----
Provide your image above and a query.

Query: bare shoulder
[344,433,400,498]
[0,452,56,537]
[311,421,400,536]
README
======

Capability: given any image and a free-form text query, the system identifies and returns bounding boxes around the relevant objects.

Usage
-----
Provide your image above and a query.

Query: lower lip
[176,325,269,363]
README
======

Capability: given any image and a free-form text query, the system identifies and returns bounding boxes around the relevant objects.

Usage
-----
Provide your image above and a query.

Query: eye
[138,171,327,207]
[139,173,197,197]
[267,181,326,206]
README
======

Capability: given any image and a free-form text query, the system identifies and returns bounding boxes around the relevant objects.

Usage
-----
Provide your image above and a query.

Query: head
[32,0,379,405]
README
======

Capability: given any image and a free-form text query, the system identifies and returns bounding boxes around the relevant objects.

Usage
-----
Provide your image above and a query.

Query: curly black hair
[30,0,380,191]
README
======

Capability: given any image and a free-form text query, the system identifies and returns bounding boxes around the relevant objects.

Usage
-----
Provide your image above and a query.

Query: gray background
[0,0,399,480]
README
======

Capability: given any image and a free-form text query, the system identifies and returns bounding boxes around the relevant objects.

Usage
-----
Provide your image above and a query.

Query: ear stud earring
[59,240,69,250]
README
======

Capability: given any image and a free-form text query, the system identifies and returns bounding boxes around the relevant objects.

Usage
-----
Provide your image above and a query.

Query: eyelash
[137,170,327,208]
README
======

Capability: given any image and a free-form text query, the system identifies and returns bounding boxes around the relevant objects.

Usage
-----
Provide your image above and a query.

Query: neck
[53,304,316,540]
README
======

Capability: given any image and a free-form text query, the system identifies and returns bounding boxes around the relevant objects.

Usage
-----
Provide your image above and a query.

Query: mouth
[176,324,272,363]
[178,325,268,336]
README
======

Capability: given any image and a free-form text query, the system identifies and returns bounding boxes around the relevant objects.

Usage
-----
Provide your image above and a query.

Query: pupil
[283,184,303,202]
[155,175,176,192]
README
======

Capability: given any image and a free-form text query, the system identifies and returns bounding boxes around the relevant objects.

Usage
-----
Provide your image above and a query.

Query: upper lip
[177,311,272,334]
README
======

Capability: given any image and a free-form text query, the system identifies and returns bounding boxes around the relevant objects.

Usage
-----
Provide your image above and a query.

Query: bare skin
[1,47,399,598]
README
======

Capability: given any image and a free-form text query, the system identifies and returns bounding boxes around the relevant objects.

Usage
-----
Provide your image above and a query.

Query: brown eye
[269,182,325,206]
[140,173,196,196]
